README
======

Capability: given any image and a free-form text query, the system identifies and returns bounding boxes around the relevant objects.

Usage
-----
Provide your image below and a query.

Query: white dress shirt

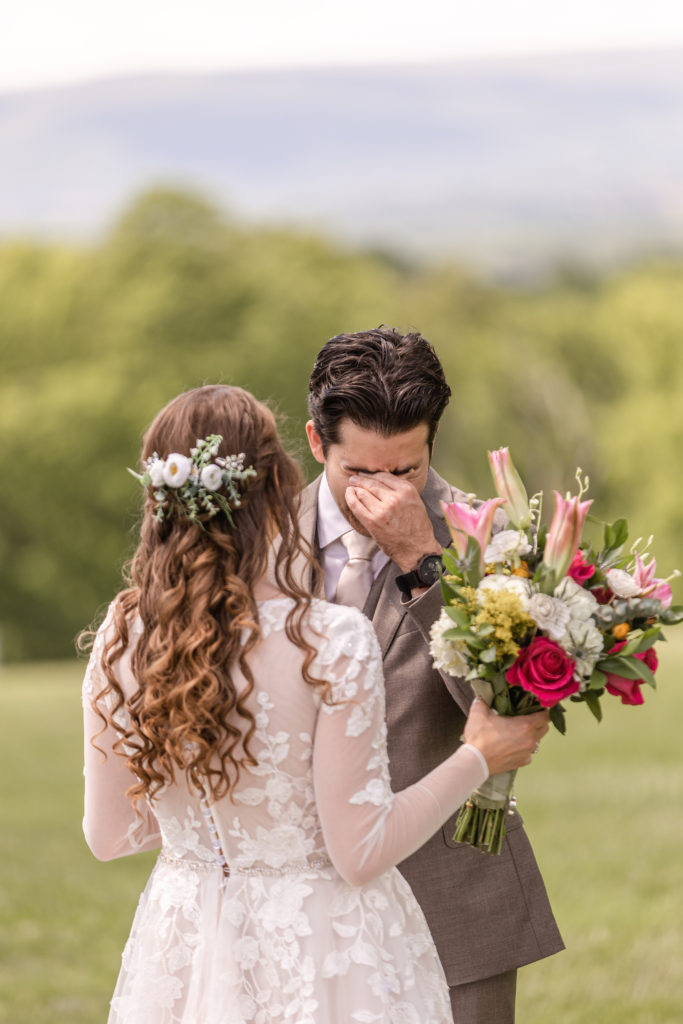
[316,473,390,601]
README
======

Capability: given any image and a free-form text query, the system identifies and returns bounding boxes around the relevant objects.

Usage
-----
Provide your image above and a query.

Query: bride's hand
[463,699,550,776]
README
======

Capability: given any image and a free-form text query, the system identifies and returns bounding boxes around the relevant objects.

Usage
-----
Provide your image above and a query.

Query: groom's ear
[305,420,325,465]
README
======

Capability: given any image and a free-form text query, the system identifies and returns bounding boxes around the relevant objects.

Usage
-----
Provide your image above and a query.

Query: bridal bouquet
[429,448,682,854]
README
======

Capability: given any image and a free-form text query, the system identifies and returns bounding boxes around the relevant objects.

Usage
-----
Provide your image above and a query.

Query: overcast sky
[3,0,683,92]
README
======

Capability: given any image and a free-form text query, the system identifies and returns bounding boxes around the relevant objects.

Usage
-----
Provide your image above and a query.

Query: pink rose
[604,640,658,706]
[506,636,580,707]
[568,550,596,585]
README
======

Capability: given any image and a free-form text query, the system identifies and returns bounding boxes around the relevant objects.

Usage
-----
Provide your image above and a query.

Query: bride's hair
[85,384,323,805]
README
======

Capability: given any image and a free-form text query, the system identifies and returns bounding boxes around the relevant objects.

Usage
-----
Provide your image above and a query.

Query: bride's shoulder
[309,600,380,660]
[310,597,368,630]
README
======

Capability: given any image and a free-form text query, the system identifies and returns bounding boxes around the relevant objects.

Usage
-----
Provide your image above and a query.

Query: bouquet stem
[453,769,517,855]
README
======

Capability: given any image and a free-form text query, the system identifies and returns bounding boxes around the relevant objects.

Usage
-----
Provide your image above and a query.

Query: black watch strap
[395,553,443,596]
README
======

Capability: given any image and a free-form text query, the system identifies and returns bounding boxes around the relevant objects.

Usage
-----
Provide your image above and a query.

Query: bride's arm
[82,613,162,861]
[311,607,487,886]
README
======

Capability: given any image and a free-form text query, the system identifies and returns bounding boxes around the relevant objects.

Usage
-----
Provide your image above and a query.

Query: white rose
[162,454,192,488]
[429,609,470,677]
[606,568,641,598]
[528,592,571,641]
[478,574,531,609]
[148,460,166,488]
[554,576,599,622]
[485,530,532,564]
[200,463,223,491]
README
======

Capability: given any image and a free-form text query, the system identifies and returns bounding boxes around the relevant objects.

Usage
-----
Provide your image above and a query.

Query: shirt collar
[316,472,352,548]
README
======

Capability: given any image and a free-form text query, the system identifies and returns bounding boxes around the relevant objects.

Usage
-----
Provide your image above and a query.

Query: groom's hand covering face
[306,418,442,575]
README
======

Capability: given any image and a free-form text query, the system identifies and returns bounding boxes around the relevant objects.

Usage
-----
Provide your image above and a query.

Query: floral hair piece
[129,434,257,527]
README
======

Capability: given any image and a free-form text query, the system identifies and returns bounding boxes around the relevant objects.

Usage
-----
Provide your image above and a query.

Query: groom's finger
[349,471,413,494]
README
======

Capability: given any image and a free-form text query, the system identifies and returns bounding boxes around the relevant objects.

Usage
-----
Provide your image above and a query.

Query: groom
[300,327,564,1023]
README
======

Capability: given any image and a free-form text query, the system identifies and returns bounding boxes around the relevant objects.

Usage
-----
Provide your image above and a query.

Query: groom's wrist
[395,551,444,596]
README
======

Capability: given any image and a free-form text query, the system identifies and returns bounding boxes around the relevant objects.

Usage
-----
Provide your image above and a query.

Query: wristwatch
[395,553,444,596]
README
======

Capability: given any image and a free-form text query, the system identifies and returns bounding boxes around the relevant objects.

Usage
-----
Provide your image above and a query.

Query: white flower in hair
[200,464,223,491]
[163,454,192,488]
[128,433,257,527]
[148,460,166,488]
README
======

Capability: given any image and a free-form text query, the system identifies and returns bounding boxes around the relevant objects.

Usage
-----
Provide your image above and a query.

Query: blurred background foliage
[1,186,682,660]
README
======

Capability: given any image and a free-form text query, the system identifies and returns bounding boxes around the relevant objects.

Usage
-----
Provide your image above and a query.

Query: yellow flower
[474,590,536,659]
[612,622,630,640]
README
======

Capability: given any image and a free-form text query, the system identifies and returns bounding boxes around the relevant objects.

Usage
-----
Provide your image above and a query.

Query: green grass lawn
[1,642,682,1024]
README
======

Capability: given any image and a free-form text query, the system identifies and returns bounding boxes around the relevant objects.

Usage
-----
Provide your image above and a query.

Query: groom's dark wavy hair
[308,326,451,453]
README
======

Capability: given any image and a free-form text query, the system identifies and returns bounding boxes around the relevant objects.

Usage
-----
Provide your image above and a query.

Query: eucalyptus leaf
[660,605,683,625]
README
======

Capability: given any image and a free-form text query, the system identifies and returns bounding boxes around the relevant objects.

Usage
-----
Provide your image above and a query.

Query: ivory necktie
[335,531,379,609]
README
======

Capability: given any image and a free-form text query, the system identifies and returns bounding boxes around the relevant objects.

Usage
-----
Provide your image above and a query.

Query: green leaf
[597,656,646,680]
[586,667,607,691]
[619,627,661,656]
[475,665,499,682]
[439,582,459,606]
[441,548,461,576]
[598,654,657,689]
[445,605,470,627]
[479,645,498,664]
[583,690,603,723]
[475,623,496,637]
[611,518,629,547]
[442,627,473,642]
[549,703,566,734]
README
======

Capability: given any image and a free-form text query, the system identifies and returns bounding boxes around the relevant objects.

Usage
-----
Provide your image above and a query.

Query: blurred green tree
[0,188,681,660]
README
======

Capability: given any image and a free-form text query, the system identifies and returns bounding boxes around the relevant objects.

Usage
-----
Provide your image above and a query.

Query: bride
[82,384,548,1024]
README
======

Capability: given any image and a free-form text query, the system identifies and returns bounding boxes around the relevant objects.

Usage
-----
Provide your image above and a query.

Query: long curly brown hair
[86,385,322,806]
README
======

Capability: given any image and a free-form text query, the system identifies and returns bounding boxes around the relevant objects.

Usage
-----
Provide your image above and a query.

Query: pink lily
[441,497,505,569]
[543,491,593,580]
[488,447,531,528]
[633,553,672,607]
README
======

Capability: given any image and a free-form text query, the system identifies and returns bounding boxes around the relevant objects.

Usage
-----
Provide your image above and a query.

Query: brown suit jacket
[300,468,564,986]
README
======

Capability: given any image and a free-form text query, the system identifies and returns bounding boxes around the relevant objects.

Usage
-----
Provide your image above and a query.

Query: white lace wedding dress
[83,597,488,1024]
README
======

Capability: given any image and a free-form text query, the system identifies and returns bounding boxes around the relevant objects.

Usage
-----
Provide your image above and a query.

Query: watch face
[419,555,442,585]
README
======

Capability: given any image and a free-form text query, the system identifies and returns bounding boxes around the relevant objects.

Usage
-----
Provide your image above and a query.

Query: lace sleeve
[312,606,488,886]
[82,603,162,861]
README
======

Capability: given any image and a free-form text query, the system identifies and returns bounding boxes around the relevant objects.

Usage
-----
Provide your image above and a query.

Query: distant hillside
[1,49,682,275]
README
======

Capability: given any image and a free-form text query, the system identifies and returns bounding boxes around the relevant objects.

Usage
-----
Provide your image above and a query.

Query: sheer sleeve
[312,606,488,887]
[82,606,162,861]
